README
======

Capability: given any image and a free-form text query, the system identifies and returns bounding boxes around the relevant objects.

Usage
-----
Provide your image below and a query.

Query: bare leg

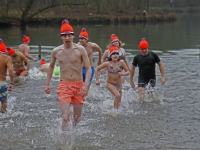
[1,99,7,113]
[107,83,122,109]
[72,104,83,126]
[138,87,145,102]
[60,103,71,131]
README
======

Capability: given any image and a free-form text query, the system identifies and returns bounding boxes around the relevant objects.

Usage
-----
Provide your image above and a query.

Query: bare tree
[17,0,89,26]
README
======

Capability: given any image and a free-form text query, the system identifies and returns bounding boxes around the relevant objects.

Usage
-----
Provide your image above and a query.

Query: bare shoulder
[21,44,28,48]
[0,54,11,63]
[74,43,86,51]
[18,44,23,48]
[119,60,126,65]
[16,51,24,55]
[101,61,110,67]
[88,42,99,48]
[53,44,64,50]
[4,54,10,60]
[52,44,64,54]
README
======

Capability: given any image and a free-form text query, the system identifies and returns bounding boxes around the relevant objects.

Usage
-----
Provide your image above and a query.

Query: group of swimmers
[0,35,38,113]
[0,19,165,131]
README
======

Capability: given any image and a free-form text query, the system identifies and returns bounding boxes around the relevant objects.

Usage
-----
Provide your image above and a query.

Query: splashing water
[29,67,47,80]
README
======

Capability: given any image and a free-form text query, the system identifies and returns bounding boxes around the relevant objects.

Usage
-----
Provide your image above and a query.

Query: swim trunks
[57,81,85,105]
[14,68,25,76]
[0,81,8,102]
[138,77,156,88]
[82,67,94,84]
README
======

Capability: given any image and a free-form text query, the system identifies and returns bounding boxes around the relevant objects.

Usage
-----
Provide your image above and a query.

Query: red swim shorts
[57,81,85,105]
[14,68,25,76]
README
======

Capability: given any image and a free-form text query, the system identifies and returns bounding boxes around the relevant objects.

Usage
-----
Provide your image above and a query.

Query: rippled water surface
[0,13,200,150]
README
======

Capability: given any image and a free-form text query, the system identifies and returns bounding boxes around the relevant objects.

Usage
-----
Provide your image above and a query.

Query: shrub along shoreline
[0,13,177,27]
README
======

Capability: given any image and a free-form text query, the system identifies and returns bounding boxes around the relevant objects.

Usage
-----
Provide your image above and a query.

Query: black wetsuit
[132,51,160,87]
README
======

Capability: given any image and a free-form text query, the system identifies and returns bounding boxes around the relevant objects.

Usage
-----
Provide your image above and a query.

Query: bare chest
[85,46,93,56]
[56,50,82,64]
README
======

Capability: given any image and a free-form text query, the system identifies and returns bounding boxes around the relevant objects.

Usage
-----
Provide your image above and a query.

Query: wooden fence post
[38,43,41,60]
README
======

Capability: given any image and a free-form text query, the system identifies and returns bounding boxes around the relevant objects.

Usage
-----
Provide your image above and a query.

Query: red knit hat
[108,44,119,57]
[139,38,149,50]
[23,35,30,43]
[60,19,74,35]
[110,34,119,44]
[7,47,15,56]
[0,39,7,53]
[40,59,46,66]
[79,28,89,40]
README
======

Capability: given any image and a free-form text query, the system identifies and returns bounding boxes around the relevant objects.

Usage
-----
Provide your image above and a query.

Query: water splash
[29,67,47,80]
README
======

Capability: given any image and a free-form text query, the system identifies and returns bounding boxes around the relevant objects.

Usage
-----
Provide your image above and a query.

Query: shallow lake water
[0,13,200,150]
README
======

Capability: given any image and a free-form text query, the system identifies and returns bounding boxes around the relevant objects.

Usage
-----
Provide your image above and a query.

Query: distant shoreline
[0,13,177,27]
[1,5,200,27]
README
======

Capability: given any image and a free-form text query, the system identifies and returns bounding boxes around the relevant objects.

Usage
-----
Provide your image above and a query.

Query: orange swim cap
[23,35,30,43]
[108,44,119,57]
[139,38,149,50]
[0,39,6,53]
[7,47,15,56]
[60,19,74,35]
[79,28,89,40]
[40,59,46,66]
[110,34,119,44]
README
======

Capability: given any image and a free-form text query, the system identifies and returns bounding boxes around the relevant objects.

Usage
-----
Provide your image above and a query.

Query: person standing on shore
[0,39,14,113]
[7,47,30,77]
[78,28,102,87]
[18,35,37,62]
[130,38,165,101]
[45,19,91,131]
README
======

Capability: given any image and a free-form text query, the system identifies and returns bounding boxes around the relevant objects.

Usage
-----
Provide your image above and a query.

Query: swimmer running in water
[95,44,129,109]
[7,47,30,77]
[77,28,102,89]
[0,39,14,113]
[45,19,91,131]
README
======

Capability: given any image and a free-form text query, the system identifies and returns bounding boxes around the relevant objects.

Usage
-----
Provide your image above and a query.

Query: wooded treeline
[0,0,199,26]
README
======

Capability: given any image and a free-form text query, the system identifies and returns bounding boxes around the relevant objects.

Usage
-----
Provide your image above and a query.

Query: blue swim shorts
[82,67,94,84]
[0,81,8,102]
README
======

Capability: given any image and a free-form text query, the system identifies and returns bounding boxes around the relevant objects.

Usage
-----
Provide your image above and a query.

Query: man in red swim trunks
[7,47,30,77]
[45,19,91,131]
